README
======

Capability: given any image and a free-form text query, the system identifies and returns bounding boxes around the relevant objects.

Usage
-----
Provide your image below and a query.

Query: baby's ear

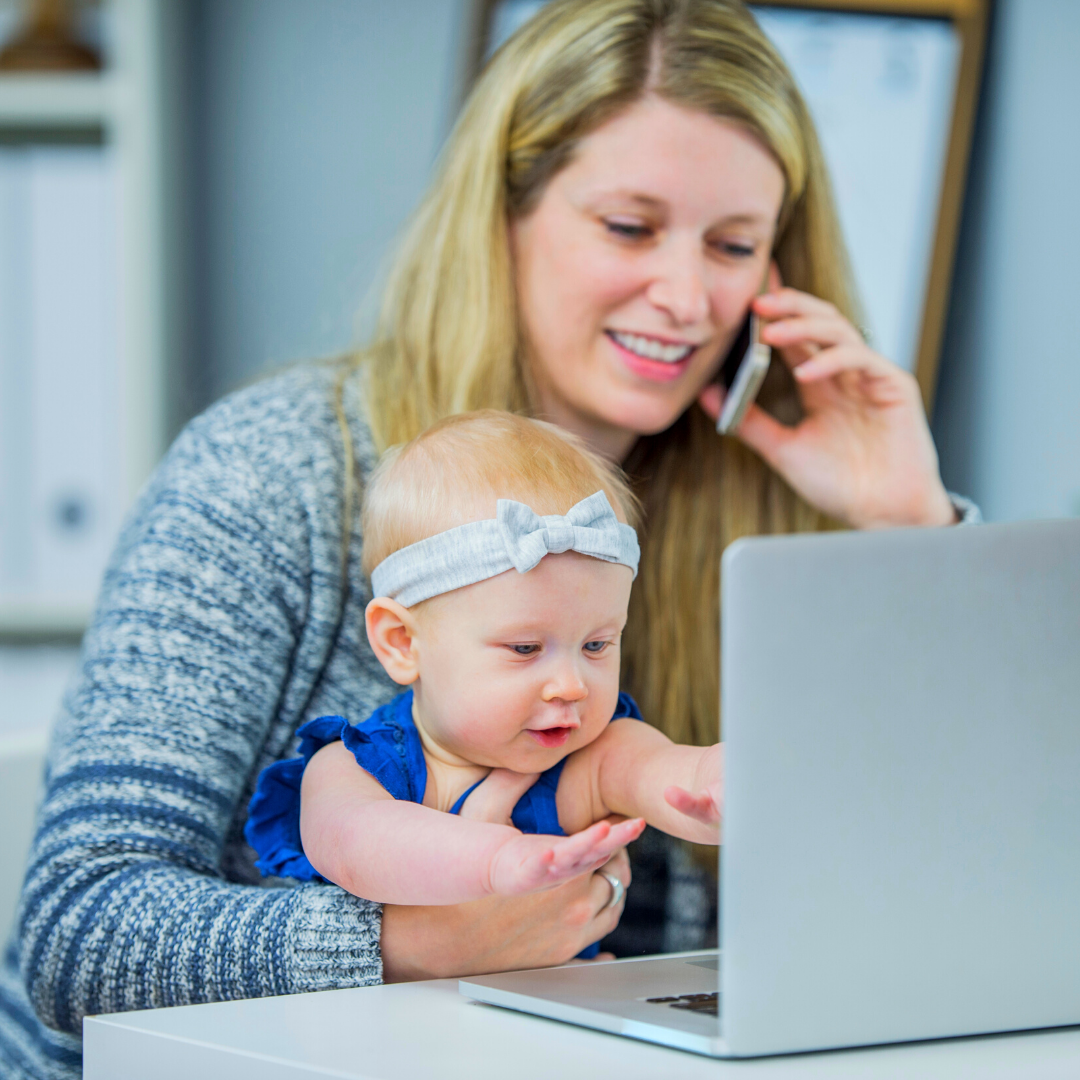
[365,598,420,685]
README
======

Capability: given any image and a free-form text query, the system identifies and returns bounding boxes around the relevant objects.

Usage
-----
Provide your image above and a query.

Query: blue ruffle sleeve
[245,692,428,881]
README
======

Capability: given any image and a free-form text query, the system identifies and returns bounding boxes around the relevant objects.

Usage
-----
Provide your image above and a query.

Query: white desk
[84,962,1080,1079]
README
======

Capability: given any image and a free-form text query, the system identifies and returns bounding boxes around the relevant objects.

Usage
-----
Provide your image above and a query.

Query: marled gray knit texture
[0,362,397,1079]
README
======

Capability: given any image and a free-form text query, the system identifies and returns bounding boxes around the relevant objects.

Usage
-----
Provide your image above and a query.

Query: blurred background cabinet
[0,0,181,636]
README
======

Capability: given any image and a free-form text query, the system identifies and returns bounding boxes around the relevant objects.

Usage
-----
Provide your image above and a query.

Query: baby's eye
[583,640,609,654]
[510,643,541,656]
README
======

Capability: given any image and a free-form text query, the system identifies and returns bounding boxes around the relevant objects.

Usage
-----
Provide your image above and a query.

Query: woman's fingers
[754,285,844,323]
[762,314,863,353]
[754,288,862,374]
[696,380,723,423]
[792,345,919,408]
[594,847,631,911]
[794,342,899,383]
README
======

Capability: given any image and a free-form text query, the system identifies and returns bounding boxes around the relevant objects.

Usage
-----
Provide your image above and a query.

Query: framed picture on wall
[468,0,989,411]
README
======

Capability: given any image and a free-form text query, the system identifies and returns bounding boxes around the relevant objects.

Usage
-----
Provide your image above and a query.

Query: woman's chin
[596,393,698,439]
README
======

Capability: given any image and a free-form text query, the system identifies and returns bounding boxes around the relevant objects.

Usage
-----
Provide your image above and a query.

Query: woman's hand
[697,270,956,530]
[381,847,631,981]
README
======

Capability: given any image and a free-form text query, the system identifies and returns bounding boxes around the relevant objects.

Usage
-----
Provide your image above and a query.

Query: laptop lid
[720,518,1080,1056]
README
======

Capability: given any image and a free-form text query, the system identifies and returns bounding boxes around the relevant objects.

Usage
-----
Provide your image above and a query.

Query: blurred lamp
[0,0,101,72]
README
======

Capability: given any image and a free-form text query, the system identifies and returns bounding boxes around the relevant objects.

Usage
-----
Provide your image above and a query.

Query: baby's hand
[663,743,723,833]
[488,817,645,897]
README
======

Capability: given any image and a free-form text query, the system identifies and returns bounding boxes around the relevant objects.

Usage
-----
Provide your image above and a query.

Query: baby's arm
[300,741,645,905]
[557,720,721,844]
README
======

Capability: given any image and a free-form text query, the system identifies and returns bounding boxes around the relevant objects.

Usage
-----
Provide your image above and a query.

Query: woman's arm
[300,741,643,904]
[16,391,388,1033]
[557,719,721,844]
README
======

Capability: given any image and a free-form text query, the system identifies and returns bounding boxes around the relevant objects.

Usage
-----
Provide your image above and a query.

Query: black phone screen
[714,310,753,391]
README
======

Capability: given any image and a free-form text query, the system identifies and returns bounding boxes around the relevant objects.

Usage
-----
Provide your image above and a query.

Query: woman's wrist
[847,479,960,531]
[918,484,961,528]
[381,903,466,983]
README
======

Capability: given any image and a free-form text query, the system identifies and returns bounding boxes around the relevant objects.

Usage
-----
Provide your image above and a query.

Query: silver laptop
[461,518,1080,1057]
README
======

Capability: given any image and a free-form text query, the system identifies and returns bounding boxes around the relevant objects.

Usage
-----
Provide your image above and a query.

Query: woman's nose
[645,242,711,326]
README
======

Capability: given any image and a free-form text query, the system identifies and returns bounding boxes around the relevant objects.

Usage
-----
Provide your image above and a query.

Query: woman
[0,1,971,1076]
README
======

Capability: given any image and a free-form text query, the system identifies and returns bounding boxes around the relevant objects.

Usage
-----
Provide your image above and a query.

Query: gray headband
[370,490,639,607]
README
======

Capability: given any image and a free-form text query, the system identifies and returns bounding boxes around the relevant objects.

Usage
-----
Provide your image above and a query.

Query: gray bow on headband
[370,491,639,607]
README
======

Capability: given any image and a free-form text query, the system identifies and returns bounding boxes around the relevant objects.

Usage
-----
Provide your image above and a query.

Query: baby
[246,411,720,935]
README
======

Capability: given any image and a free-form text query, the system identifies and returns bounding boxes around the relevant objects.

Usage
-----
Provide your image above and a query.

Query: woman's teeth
[609,331,694,364]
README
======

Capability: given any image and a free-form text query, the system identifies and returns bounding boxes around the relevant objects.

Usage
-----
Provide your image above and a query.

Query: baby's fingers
[665,785,722,827]
[550,818,645,878]
[489,820,645,896]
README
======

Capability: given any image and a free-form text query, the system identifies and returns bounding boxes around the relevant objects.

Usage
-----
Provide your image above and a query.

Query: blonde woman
[0,2,971,1076]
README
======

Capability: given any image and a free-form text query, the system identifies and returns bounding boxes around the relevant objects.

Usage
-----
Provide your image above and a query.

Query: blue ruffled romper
[246,689,642,958]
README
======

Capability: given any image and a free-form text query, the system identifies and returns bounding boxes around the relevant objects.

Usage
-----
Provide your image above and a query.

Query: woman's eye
[604,220,652,240]
[583,640,609,654]
[510,643,541,656]
[714,240,756,259]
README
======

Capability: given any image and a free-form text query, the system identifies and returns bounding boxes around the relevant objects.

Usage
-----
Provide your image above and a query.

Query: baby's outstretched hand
[663,743,723,835]
[488,817,645,897]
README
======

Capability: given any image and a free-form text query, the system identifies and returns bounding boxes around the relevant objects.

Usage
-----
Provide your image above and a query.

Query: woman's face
[511,95,786,461]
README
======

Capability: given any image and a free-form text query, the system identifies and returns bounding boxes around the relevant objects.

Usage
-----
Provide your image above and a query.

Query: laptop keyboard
[645,992,719,1017]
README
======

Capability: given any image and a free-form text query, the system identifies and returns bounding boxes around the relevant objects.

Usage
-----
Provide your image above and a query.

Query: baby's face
[410,552,632,773]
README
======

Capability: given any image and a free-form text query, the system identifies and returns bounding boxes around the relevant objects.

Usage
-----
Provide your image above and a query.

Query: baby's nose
[542,663,588,703]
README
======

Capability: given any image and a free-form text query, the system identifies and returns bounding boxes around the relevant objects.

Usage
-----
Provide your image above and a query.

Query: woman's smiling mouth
[605,330,698,382]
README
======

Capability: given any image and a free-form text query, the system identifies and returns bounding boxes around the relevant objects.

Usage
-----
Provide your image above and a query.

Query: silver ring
[598,870,625,911]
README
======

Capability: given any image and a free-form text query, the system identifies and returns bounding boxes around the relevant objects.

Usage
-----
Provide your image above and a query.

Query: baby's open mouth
[527,726,575,748]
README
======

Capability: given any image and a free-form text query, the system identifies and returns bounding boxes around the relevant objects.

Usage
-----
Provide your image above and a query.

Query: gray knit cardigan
[0,363,398,1079]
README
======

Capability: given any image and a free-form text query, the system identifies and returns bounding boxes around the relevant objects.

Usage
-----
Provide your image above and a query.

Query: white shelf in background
[0,73,116,129]
[0,0,175,637]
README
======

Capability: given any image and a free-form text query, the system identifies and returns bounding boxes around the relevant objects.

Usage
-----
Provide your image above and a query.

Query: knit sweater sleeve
[17,368,384,1034]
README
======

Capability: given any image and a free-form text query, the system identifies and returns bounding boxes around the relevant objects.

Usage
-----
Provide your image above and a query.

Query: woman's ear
[365,598,421,685]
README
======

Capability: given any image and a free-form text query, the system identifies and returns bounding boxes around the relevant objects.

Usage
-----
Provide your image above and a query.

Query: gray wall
[933,0,1080,522]
[185,0,470,410]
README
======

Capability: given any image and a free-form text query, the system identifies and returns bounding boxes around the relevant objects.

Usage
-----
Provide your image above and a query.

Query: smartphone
[714,309,771,435]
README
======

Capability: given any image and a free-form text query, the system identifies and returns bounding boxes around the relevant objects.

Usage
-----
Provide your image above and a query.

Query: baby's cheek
[453,709,512,755]
[579,695,618,744]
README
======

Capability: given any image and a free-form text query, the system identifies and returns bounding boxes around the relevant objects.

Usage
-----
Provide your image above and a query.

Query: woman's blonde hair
[352,0,855,746]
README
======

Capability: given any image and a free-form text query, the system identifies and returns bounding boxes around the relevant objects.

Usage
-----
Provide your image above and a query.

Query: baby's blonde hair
[361,410,639,578]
